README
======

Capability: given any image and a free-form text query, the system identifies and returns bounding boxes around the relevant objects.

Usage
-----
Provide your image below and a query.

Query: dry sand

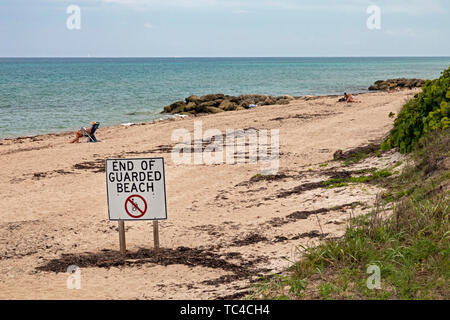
[0,89,417,299]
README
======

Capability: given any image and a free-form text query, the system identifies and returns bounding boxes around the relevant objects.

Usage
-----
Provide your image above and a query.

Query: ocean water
[0,57,449,138]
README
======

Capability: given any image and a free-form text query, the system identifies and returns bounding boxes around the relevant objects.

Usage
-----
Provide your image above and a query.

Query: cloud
[386,28,417,37]
[260,0,446,14]
[91,0,446,14]
[143,23,153,28]
[97,0,226,8]
[381,0,445,15]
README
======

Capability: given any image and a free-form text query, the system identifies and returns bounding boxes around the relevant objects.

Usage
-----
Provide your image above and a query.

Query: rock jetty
[368,78,426,91]
[162,94,295,115]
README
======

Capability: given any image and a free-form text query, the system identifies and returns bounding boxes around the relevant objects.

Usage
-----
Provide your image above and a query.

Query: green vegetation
[251,173,268,181]
[250,129,449,300]
[382,66,449,153]
[343,151,368,166]
[342,150,382,166]
[393,161,403,168]
[322,169,393,189]
[250,173,288,182]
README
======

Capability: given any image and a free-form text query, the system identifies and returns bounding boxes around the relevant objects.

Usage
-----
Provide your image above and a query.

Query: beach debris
[121,122,135,126]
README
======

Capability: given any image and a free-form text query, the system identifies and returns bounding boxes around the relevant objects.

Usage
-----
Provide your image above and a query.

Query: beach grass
[250,129,449,300]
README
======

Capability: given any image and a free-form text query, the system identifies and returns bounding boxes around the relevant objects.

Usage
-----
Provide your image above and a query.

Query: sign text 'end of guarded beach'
[106,158,167,221]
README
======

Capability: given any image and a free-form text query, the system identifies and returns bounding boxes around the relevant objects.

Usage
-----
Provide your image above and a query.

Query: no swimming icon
[124,194,147,218]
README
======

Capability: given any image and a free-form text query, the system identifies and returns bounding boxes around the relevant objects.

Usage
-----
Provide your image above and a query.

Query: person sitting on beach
[70,121,99,143]
[343,92,361,103]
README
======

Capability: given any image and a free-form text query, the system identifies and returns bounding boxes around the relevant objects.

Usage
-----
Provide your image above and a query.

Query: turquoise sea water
[0,57,449,138]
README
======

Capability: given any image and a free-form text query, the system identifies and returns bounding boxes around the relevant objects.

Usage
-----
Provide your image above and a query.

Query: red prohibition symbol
[125,194,148,218]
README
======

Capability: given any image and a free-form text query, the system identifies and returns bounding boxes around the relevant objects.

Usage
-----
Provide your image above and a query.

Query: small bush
[383,66,449,153]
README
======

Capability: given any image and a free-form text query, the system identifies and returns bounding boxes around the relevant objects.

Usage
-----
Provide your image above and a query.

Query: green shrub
[382,66,449,153]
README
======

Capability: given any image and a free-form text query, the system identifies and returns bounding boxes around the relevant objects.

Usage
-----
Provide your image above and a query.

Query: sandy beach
[0,89,418,299]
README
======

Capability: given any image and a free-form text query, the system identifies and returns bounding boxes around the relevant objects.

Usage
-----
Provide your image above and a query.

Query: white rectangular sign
[106,158,167,221]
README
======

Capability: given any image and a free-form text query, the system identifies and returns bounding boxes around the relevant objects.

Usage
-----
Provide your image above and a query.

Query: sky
[0,0,449,57]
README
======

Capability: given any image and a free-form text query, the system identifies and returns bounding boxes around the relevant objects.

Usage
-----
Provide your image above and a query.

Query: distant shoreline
[0,90,408,142]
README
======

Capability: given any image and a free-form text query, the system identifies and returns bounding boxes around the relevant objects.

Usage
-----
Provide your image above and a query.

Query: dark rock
[200,94,225,102]
[196,101,218,113]
[206,106,224,114]
[276,99,291,105]
[161,92,296,115]
[239,99,254,108]
[238,95,256,105]
[186,95,200,103]
[170,101,187,114]
[368,78,426,91]
[262,97,277,105]
[184,102,196,112]
[219,100,237,111]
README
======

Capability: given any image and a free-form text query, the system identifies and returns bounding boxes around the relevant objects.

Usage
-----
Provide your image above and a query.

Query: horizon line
[1,55,450,59]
